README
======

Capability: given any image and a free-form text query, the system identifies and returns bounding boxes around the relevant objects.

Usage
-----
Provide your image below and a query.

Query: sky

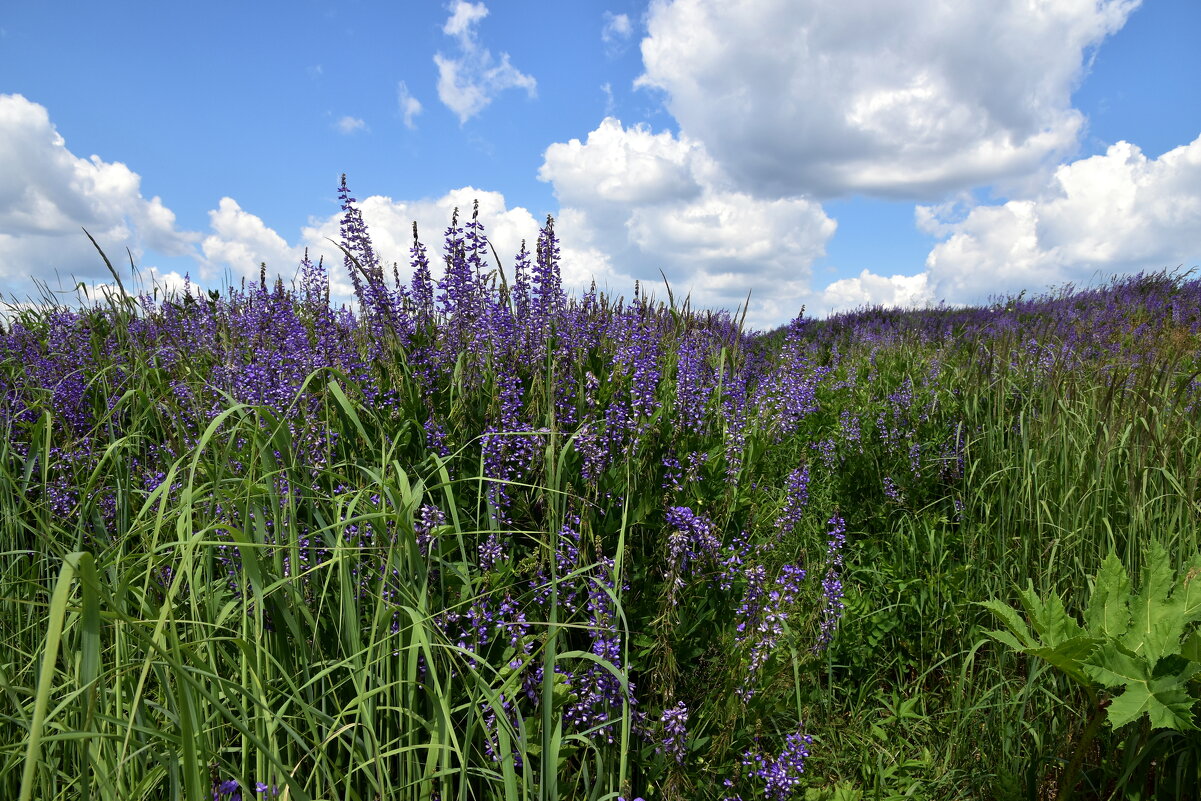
[1,0,1199,329]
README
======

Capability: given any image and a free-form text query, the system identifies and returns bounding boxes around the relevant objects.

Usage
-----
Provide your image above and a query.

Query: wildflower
[734,564,806,701]
[742,730,813,800]
[816,515,847,650]
[658,701,689,763]
[776,464,810,535]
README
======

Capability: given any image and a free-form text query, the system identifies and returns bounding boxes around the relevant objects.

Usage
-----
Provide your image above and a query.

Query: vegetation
[0,177,1198,800]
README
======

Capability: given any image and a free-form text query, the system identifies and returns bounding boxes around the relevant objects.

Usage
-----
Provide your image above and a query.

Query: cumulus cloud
[397,81,423,129]
[818,271,934,314]
[635,0,1140,199]
[0,93,199,302]
[434,1,536,124]
[819,134,1201,311]
[914,135,1201,304]
[336,116,366,134]
[539,117,835,329]
[602,11,633,55]
[200,198,301,282]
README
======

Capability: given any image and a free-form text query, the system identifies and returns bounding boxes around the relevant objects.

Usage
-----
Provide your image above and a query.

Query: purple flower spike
[658,701,689,763]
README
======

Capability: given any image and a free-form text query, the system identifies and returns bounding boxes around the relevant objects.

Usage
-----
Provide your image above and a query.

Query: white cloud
[602,11,633,55]
[539,117,835,329]
[635,0,1140,199]
[443,0,488,37]
[914,135,1201,304]
[200,197,301,283]
[818,270,934,314]
[336,116,366,134]
[0,93,199,302]
[397,81,423,129]
[434,1,536,124]
[541,117,703,207]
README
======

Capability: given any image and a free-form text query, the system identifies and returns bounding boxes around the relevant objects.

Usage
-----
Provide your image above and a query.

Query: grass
[0,206,1198,800]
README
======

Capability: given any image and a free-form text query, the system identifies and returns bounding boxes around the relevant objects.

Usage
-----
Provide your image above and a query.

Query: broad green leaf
[1182,631,1201,663]
[1084,642,1199,731]
[1020,583,1085,646]
[1085,553,1130,639]
[982,628,1029,653]
[1123,541,1179,662]
[1084,642,1147,690]
[1175,553,1201,625]
[978,600,1036,649]
[1144,672,1199,731]
[1028,637,1100,686]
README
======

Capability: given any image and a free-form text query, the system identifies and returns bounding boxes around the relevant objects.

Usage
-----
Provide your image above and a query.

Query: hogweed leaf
[982,627,1029,654]
[1182,631,1201,664]
[1084,642,1199,731]
[1176,554,1201,625]
[1028,638,1101,687]
[979,599,1037,650]
[1020,582,1085,646]
[1122,541,1178,662]
[979,599,1098,686]
[1084,553,1130,640]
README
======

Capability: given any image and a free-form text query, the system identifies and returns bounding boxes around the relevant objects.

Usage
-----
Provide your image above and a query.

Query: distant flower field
[1,177,1199,800]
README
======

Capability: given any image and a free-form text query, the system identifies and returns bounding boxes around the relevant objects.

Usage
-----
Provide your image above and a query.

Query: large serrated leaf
[979,599,1036,649]
[1084,642,1199,731]
[1084,642,1146,690]
[1085,553,1130,639]
[1123,541,1180,663]
[1182,631,1201,663]
[1175,554,1201,625]
[1028,637,1100,686]
[1020,582,1085,646]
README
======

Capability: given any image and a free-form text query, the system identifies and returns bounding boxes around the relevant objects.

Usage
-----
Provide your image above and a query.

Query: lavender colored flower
[734,563,806,701]
[816,515,847,650]
[664,506,722,605]
[776,464,810,535]
[658,701,689,763]
[882,476,901,500]
[741,730,813,801]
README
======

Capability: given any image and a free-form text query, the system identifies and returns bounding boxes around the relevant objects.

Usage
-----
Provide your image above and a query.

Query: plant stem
[1056,699,1108,801]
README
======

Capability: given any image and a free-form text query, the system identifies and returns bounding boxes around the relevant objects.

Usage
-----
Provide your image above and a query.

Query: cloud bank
[0,93,197,302]
[635,0,1140,199]
[539,117,835,327]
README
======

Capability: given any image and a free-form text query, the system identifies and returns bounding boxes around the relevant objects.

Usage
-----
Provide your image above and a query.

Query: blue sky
[1,0,1198,328]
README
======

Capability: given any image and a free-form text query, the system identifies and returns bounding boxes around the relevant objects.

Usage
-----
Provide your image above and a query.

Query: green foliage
[981,543,1201,733]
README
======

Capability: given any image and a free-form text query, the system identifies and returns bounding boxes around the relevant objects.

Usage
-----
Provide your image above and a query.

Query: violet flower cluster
[816,514,847,650]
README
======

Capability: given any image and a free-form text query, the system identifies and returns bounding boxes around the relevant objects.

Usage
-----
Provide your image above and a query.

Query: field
[1,181,1199,800]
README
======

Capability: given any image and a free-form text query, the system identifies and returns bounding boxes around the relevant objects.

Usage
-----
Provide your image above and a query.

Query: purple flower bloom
[658,701,689,763]
[882,476,901,500]
[776,464,810,535]
[741,730,813,801]
[734,563,806,701]
[816,515,847,650]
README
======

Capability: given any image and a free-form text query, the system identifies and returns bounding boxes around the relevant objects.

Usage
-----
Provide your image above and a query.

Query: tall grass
[0,188,1198,799]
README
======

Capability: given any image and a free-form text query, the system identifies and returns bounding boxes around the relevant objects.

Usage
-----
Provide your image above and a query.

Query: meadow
[1,178,1199,800]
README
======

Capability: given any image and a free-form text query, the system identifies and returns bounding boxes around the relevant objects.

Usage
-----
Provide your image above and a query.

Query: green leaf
[1122,541,1180,663]
[1085,553,1131,639]
[1020,583,1085,646]
[1084,642,1199,731]
[1028,637,1100,686]
[1174,554,1201,625]
[978,599,1036,649]
[1085,642,1147,690]
[1181,631,1201,664]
